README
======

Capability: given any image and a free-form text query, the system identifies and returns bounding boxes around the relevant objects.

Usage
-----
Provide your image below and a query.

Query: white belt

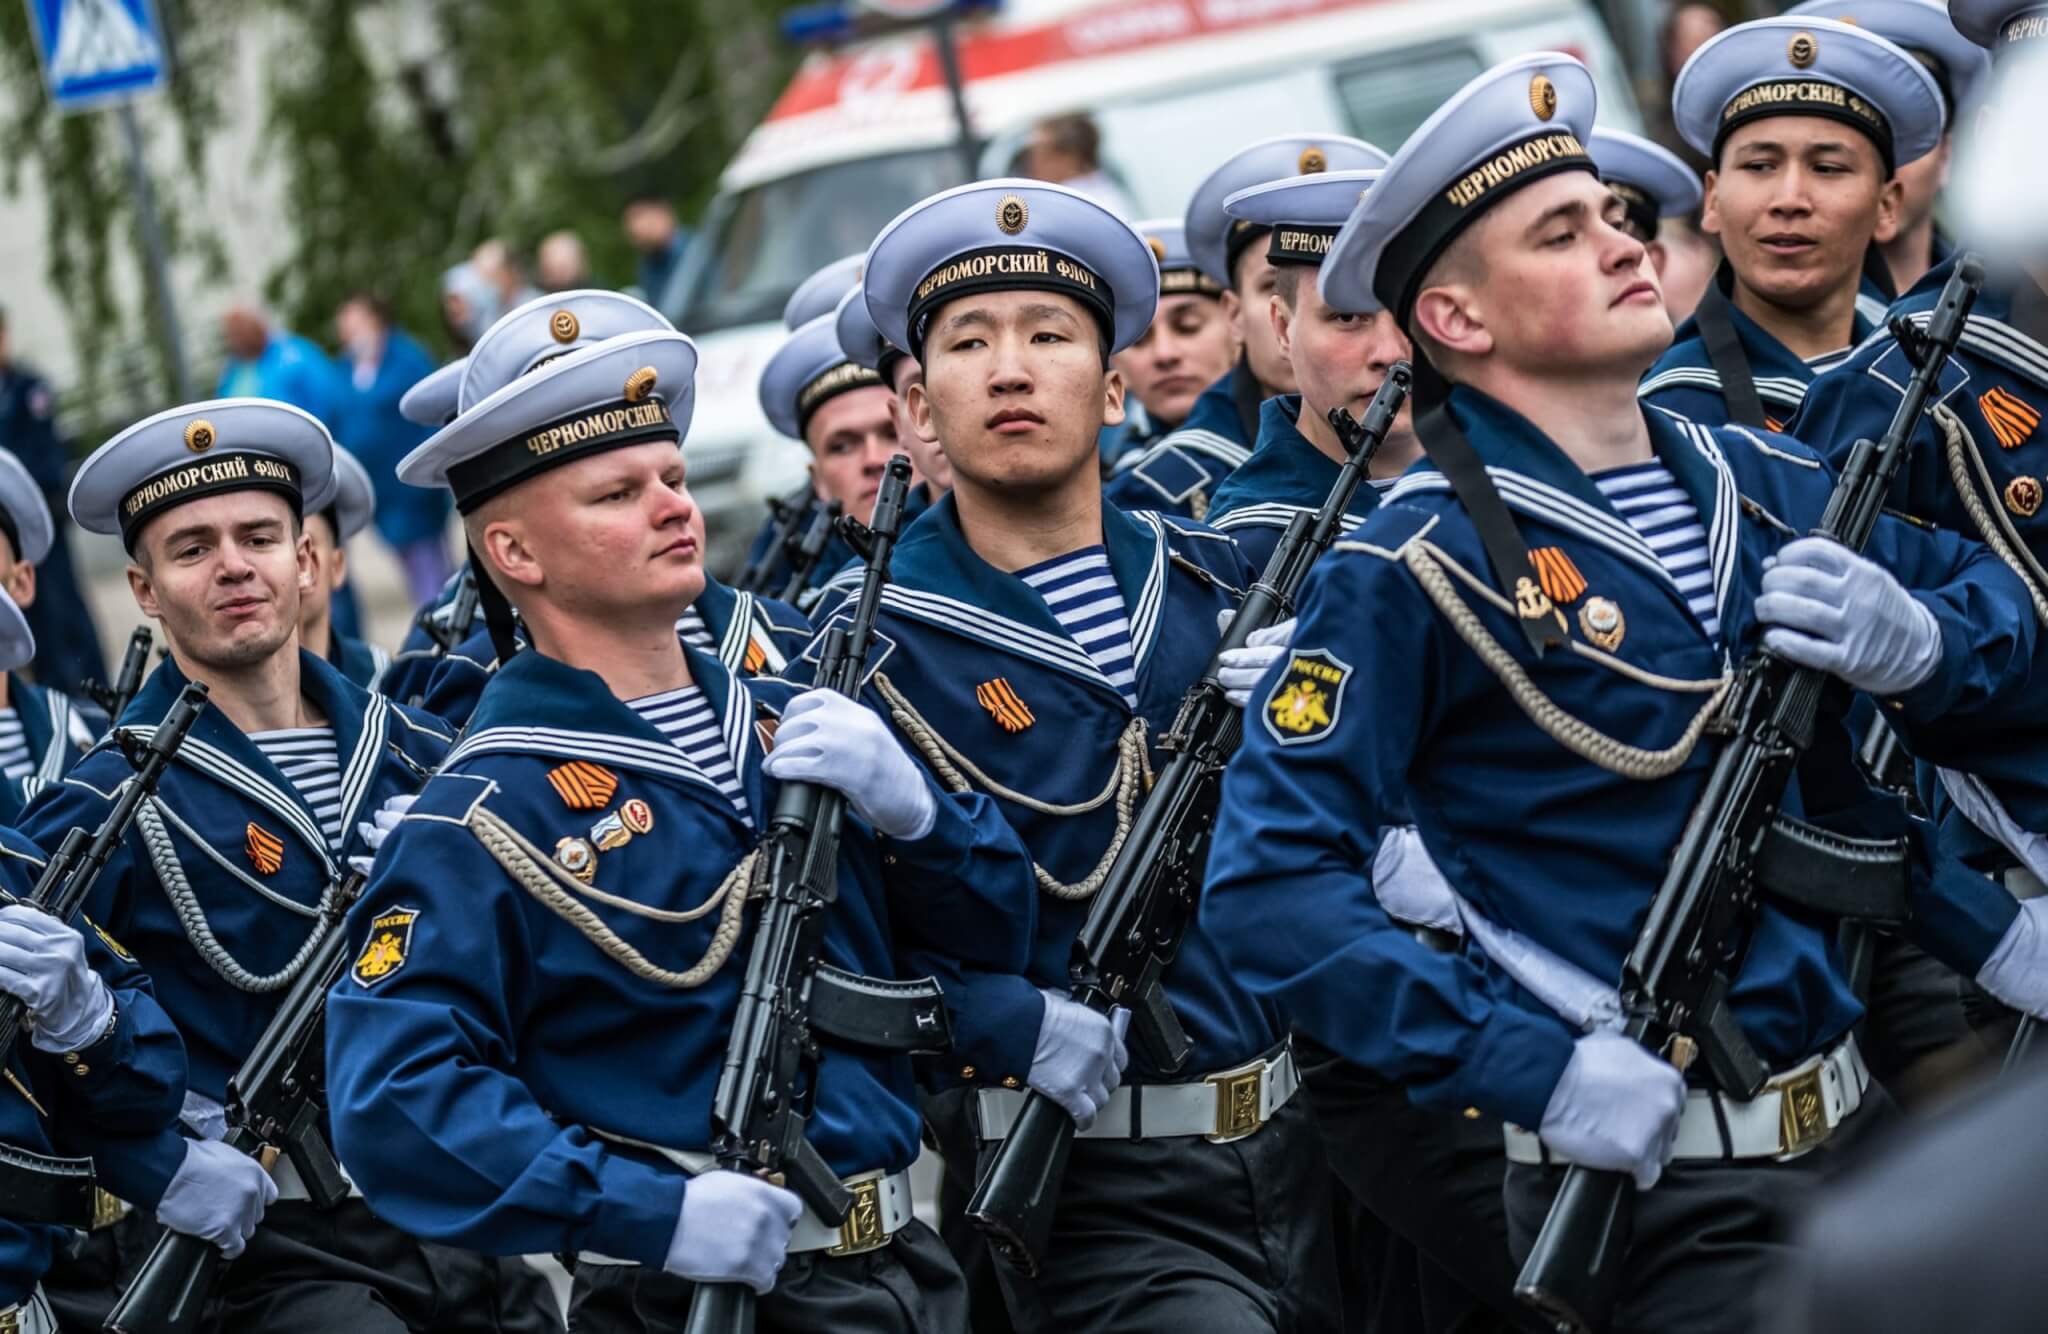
[1504,1036,1869,1166]
[975,1045,1298,1144]
[576,1139,912,1265]
[2005,867,2048,901]
[0,1288,58,1334]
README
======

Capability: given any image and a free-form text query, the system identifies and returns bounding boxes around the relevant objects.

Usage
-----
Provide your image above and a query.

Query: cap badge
[1530,75,1558,121]
[1788,31,1818,69]
[1145,235,1168,263]
[996,194,1029,236]
[183,419,216,453]
[1578,596,1626,651]
[2005,475,2043,519]
[1298,146,1328,174]
[623,366,659,404]
[549,309,581,343]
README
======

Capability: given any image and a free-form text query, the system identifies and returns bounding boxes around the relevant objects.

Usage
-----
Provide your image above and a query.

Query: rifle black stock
[1514,257,1985,1334]
[683,457,915,1334]
[965,364,1413,1275]
[105,869,372,1334]
[81,627,154,721]
[425,570,482,658]
[735,486,815,595]
[776,500,844,605]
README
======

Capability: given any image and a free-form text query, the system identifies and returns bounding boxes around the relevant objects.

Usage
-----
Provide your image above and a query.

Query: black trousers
[984,1095,1340,1334]
[43,1200,562,1333]
[925,1089,1017,1334]
[1294,1036,1545,1334]
[1501,1095,1890,1334]
[566,1219,966,1334]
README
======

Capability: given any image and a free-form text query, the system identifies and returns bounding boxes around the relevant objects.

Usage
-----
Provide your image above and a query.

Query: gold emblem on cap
[996,194,1029,236]
[183,419,216,453]
[1530,74,1558,121]
[549,310,580,343]
[1788,31,1818,69]
[623,366,659,403]
[1298,146,1328,174]
[1145,235,1168,263]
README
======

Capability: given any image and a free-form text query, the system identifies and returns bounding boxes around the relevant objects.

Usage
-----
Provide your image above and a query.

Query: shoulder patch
[1869,338,1970,412]
[83,916,133,962]
[547,760,618,811]
[1262,648,1351,746]
[350,907,420,988]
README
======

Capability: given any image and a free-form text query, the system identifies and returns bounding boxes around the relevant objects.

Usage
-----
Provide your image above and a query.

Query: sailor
[380,356,477,708]
[0,449,107,824]
[1205,51,2048,1331]
[302,445,391,692]
[1639,17,1945,429]
[1587,125,1709,322]
[322,286,1039,1333]
[1205,169,1423,572]
[1103,219,1239,466]
[815,177,1339,1333]
[21,399,541,1331]
[1105,135,1387,520]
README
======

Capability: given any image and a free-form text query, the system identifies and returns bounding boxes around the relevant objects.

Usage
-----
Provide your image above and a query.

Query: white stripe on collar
[1212,502,1369,533]
[880,584,1116,691]
[1899,311,2048,388]
[1126,511,1172,674]
[35,691,71,786]
[121,729,337,873]
[1139,427,1251,469]
[333,695,391,842]
[1638,367,1812,407]
[449,722,743,804]
[1384,467,1680,595]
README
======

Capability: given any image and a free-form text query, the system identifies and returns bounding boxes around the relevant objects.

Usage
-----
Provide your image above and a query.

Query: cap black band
[1159,265,1225,296]
[447,395,677,514]
[1711,79,1895,174]
[1605,180,1661,243]
[119,451,304,552]
[1225,220,1272,285]
[2002,10,2048,51]
[796,360,885,437]
[1265,224,1340,268]
[908,245,1115,358]
[1378,130,1594,322]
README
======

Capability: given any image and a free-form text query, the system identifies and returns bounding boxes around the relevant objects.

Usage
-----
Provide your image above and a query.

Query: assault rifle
[106,870,370,1333]
[966,363,1415,1274]
[80,627,154,721]
[0,682,208,1229]
[733,485,816,595]
[1513,256,1986,1333]
[685,455,951,1334]
[777,500,844,606]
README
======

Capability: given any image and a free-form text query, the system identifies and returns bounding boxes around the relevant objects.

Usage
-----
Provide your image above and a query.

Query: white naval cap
[399,290,697,512]
[323,446,376,542]
[1184,135,1390,288]
[862,179,1160,360]
[1587,127,1704,238]
[0,449,54,565]
[759,312,886,441]
[1222,171,1383,270]
[0,586,32,675]
[1130,219,1224,298]
[1789,0,1990,111]
[1671,17,1946,172]
[71,398,339,553]
[399,358,468,428]
[1321,53,1599,321]
[783,254,866,330]
[1951,0,2048,52]
[834,284,902,376]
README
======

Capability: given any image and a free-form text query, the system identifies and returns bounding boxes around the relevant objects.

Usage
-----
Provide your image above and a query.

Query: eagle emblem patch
[1263,648,1351,746]
[351,907,420,989]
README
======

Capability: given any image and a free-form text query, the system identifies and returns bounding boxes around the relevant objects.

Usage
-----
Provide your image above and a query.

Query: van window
[1331,41,1487,152]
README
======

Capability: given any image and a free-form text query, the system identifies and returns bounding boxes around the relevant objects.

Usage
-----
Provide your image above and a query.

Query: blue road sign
[23,0,170,111]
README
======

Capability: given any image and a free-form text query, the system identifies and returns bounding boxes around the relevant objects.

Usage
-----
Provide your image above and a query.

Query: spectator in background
[536,230,591,293]
[0,307,102,694]
[1024,113,1138,218]
[623,193,691,311]
[333,292,452,607]
[216,301,345,426]
[1648,3,1729,168]
[440,260,498,351]
[472,239,540,321]
[1657,212,1720,325]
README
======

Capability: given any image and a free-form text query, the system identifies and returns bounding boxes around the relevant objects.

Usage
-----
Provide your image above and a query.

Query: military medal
[555,836,597,883]
[1578,597,1626,651]
[2006,475,2043,519]
[589,811,631,852]
[620,799,655,835]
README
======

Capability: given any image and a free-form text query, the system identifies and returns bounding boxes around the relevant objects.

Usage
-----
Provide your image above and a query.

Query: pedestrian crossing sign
[24,0,170,112]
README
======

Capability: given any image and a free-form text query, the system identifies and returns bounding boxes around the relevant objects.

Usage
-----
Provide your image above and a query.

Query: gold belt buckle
[1775,1063,1830,1157]
[828,1175,890,1257]
[1208,1062,1266,1143]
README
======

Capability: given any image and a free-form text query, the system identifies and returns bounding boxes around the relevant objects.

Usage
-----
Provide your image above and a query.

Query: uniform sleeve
[877,784,1038,974]
[906,958,1044,1092]
[324,810,685,1263]
[17,768,145,957]
[39,915,187,1137]
[415,651,494,732]
[1201,545,1580,1129]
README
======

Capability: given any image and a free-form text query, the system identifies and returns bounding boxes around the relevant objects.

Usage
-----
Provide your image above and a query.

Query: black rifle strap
[465,548,522,665]
[1692,265,1769,430]
[1410,355,1566,656]
[1860,242,1898,307]
[1229,354,1264,443]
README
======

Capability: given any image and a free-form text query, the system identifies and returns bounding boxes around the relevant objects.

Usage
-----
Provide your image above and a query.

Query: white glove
[158,1139,278,1259]
[1755,537,1941,696]
[1370,827,1463,935]
[761,689,936,840]
[350,792,418,876]
[1978,898,2048,1019]
[1538,1031,1686,1190]
[1214,611,1296,708]
[1028,990,1130,1130]
[664,1170,803,1293]
[0,906,114,1053]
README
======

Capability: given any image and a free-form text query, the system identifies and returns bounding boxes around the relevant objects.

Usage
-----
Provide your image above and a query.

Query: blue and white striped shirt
[251,727,345,849]
[1593,461,1720,641]
[629,685,751,822]
[1017,545,1139,708]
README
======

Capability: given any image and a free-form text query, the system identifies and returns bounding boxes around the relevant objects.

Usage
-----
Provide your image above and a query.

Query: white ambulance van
[671,0,1643,568]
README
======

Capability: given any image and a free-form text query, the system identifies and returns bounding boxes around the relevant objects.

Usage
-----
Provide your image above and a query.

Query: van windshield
[673,147,963,334]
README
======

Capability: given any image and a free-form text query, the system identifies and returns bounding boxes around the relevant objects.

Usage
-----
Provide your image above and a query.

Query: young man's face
[1220,233,1296,395]
[887,358,951,494]
[907,289,1124,500]
[129,491,311,671]
[0,531,36,619]
[478,440,704,627]
[298,512,347,635]
[804,384,899,527]
[1890,134,1950,245]
[1703,117,1901,312]
[1273,274,1418,465]
[1111,293,1238,429]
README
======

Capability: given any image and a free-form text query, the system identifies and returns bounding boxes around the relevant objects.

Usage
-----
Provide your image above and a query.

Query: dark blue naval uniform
[326,634,391,695]
[1207,395,1388,572]
[1102,361,1262,520]
[0,364,104,695]
[1205,389,2041,1129]
[322,646,1034,1293]
[0,679,106,826]
[381,571,474,708]
[417,574,812,731]
[0,830,184,1311]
